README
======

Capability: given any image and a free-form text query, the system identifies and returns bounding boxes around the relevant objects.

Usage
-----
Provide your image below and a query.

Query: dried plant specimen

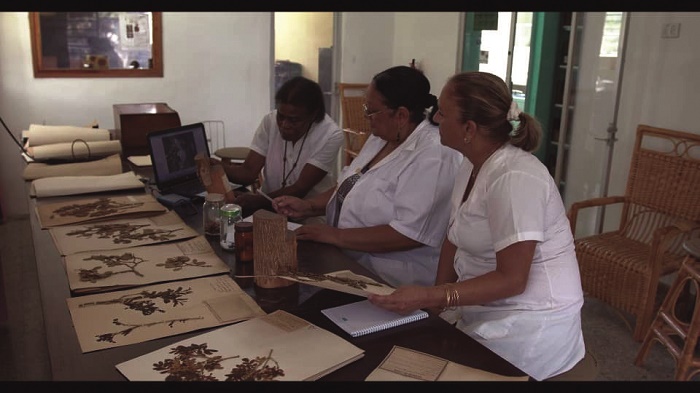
[96,316,204,344]
[66,223,183,244]
[224,350,284,381]
[78,286,193,315]
[79,252,147,282]
[152,343,284,381]
[77,253,212,284]
[50,197,144,219]
[156,256,212,271]
[282,270,384,291]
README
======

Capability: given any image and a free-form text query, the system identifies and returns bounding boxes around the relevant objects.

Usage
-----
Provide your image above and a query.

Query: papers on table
[116,309,364,381]
[35,193,166,229]
[64,235,231,294]
[67,275,265,353]
[24,124,111,146]
[26,140,122,161]
[366,346,529,381]
[29,171,145,198]
[23,154,124,180]
[279,270,395,298]
[48,210,199,256]
[127,155,152,167]
[22,124,119,162]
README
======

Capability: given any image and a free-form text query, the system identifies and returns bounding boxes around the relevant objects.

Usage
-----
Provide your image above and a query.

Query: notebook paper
[321,299,428,338]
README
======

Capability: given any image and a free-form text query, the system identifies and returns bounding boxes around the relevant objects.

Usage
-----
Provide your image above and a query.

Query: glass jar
[219,203,242,251]
[202,193,224,237]
[234,221,254,263]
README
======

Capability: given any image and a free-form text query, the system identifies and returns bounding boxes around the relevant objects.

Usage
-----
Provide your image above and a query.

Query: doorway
[462,12,533,111]
[273,12,337,120]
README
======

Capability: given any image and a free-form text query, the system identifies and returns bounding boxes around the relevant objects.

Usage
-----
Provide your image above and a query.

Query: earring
[464,135,471,144]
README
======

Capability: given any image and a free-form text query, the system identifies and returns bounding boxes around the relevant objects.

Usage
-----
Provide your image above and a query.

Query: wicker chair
[338,83,371,166]
[568,124,700,341]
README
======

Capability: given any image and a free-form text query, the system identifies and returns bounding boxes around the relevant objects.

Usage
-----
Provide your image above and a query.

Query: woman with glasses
[217,76,343,217]
[367,72,585,381]
[273,66,462,287]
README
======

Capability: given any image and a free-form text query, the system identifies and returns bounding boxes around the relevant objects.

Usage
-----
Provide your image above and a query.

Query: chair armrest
[568,196,626,235]
[671,218,700,233]
[652,219,700,249]
[648,220,700,274]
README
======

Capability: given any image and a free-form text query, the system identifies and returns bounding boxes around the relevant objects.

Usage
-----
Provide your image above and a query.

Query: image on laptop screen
[147,122,210,192]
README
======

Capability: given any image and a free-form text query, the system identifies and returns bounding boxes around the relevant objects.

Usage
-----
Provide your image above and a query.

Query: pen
[256,189,275,204]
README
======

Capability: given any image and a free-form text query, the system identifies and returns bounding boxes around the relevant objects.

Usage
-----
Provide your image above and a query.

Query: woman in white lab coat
[219,76,343,218]
[367,71,585,381]
[274,66,462,287]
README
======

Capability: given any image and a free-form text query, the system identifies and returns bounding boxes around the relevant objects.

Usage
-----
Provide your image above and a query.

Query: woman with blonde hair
[369,71,585,381]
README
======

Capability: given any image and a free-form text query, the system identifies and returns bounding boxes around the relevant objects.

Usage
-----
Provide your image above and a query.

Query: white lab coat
[250,111,343,198]
[448,143,585,380]
[326,120,462,287]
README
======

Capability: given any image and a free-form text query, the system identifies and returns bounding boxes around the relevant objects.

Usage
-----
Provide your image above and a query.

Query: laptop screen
[147,122,210,189]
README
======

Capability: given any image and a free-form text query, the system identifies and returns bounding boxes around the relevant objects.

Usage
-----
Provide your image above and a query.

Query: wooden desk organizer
[252,209,297,289]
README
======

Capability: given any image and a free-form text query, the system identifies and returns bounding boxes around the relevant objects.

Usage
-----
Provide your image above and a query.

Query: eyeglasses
[363,104,389,119]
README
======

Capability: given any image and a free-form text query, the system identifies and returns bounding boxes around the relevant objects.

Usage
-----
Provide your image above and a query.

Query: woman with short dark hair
[219,76,343,217]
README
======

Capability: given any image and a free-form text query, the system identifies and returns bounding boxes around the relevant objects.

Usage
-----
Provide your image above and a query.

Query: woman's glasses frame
[362,103,391,119]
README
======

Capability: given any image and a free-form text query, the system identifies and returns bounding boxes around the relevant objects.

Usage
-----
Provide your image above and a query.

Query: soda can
[219,203,242,251]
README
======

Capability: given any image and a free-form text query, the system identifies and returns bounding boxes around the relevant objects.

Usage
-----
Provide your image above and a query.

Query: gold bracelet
[449,284,460,308]
[441,283,460,312]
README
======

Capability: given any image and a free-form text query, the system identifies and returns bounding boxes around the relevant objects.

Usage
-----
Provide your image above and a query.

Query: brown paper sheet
[116,309,364,381]
[23,154,124,180]
[30,171,145,198]
[64,235,231,294]
[36,193,166,228]
[67,275,265,353]
[25,124,111,146]
[365,346,529,381]
[48,210,199,256]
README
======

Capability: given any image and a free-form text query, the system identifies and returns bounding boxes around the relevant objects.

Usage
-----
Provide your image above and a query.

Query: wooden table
[27,188,527,381]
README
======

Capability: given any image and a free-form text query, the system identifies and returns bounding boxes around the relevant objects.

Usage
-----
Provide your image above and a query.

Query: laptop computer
[147,122,209,198]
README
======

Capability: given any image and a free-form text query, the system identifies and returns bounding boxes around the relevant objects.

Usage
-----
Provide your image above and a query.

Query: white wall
[339,12,461,94]
[392,12,462,94]
[338,12,395,85]
[3,11,699,230]
[0,12,272,217]
[564,12,700,236]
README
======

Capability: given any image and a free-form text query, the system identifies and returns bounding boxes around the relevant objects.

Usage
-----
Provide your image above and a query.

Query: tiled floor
[0,215,51,380]
[0,215,687,381]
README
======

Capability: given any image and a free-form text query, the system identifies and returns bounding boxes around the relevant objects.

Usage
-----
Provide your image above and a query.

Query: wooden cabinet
[113,103,180,157]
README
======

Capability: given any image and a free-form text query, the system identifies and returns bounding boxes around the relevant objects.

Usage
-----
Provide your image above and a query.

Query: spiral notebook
[321,299,429,338]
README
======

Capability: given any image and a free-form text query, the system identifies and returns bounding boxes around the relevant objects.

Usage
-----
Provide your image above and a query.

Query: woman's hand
[233,193,269,217]
[368,285,435,315]
[294,223,340,245]
[273,195,314,219]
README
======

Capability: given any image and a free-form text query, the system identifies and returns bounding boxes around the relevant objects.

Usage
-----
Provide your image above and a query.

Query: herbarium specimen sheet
[67,275,265,352]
